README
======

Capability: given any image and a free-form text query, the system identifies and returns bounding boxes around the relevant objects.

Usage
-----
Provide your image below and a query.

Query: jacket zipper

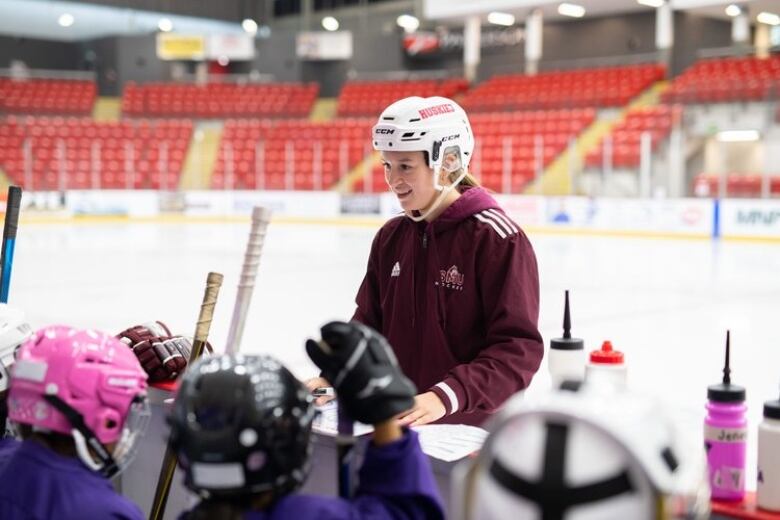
[422,232,428,249]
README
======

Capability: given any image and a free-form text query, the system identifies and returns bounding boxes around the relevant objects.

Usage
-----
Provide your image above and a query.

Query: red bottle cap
[590,341,624,364]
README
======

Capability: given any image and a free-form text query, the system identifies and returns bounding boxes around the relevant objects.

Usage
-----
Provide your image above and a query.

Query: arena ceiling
[0,0,776,42]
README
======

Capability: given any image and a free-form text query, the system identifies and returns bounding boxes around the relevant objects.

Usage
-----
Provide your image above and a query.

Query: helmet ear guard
[440,146,464,174]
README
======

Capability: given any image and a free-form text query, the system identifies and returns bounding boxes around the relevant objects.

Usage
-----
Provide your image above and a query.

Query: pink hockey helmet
[8,325,150,476]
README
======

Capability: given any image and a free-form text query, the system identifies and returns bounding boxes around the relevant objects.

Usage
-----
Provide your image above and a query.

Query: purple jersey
[182,430,444,520]
[0,438,143,519]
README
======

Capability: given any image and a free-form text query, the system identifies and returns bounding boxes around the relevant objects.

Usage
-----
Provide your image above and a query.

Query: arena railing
[484,52,663,77]
[0,68,96,81]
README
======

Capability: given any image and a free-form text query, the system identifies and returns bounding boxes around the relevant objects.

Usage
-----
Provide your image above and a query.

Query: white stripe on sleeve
[435,382,460,414]
[474,212,507,238]
[486,208,519,234]
[480,210,514,236]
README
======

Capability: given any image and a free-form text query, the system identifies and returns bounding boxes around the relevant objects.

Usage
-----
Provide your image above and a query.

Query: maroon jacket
[353,187,543,426]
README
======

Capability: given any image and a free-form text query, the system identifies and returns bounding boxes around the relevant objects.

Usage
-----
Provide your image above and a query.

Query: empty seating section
[121,82,319,118]
[6,60,780,195]
[354,109,596,193]
[461,64,665,111]
[0,79,96,115]
[337,78,469,116]
[0,116,192,189]
[585,105,681,169]
[693,173,780,198]
[663,55,780,103]
[214,119,372,190]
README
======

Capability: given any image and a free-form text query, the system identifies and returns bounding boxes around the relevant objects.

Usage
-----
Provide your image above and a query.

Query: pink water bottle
[705,330,747,501]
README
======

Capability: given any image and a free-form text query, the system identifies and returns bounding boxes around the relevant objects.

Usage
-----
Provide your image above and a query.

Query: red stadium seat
[214,118,375,191]
[586,105,681,170]
[0,117,192,190]
[336,78,470,117]
[0,79,96,115]
[461,64,665,112]
[121,82,319,119]
[662,55,780,104]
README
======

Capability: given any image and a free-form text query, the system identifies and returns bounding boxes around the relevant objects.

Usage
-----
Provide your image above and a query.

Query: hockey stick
[224,206,272,355]
[149,272,223,520]
[0,186,22,303]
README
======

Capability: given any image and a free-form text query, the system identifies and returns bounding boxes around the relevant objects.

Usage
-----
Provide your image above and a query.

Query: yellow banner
[156,34,206,60]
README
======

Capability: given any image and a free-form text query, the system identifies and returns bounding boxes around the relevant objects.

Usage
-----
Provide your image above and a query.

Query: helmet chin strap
[43,394,119,478]
[406,164,467,223]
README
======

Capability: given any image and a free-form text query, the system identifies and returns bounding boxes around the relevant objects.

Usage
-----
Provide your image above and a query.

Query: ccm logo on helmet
[375,128,395,135]
[418,103,455,120]
[441,134,460,142]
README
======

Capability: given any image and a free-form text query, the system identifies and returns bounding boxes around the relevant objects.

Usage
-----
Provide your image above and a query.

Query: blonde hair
[450,168,480,189]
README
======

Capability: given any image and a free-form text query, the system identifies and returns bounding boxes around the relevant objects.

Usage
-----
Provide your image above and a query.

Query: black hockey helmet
[169,354,315,499]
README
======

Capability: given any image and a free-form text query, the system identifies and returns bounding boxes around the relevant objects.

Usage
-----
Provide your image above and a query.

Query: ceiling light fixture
[637,0,664,8]
[322,16,339,31]
[242,18,258,35]
[158,18,173,32]
[58,13,74,27]
[558,3,586,18]
[396,14,420,33]
[487,12,516,26]
[757,11,780,26]
[725,4,742,17]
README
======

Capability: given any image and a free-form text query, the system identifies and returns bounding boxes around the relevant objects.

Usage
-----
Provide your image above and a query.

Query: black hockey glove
[305,321,416,424]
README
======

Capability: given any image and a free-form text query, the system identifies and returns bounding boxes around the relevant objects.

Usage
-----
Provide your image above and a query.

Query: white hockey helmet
[372,96,474,193]
[451,383,710,520]
[0,304,31,392]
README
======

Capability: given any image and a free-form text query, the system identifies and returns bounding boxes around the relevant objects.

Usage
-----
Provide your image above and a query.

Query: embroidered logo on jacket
[437,265,464,291]
[391,261,401,277]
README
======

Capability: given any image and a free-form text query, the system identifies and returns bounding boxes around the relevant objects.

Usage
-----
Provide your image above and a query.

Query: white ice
[10,217,780,489]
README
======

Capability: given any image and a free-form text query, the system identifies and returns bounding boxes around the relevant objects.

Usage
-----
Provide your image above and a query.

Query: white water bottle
[757,386,780,511]
[585,340,627,391]
[548,290,585,388]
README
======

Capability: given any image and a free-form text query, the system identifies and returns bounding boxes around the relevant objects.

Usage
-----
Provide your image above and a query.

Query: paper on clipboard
[312,402,487,462]
[413,424,488,462]
[311,401,374,436]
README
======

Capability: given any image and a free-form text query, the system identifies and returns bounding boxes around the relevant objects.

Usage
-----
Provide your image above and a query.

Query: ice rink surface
[10,216,780,485]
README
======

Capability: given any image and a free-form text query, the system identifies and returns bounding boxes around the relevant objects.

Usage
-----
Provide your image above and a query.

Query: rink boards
[16,190,780,242]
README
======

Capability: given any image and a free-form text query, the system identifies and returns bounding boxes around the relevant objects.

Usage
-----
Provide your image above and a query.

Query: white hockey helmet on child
[0,304,32,392]
[372,96,474,208]
[451,382,711,520]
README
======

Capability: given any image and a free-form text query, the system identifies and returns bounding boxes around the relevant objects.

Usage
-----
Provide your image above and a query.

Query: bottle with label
[705,330,747,501]
[585,340,627,391]
[548,290,585,388]
[757,384,780,511]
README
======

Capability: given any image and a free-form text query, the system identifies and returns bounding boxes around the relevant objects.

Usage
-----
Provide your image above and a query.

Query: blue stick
[0,186,22,303]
